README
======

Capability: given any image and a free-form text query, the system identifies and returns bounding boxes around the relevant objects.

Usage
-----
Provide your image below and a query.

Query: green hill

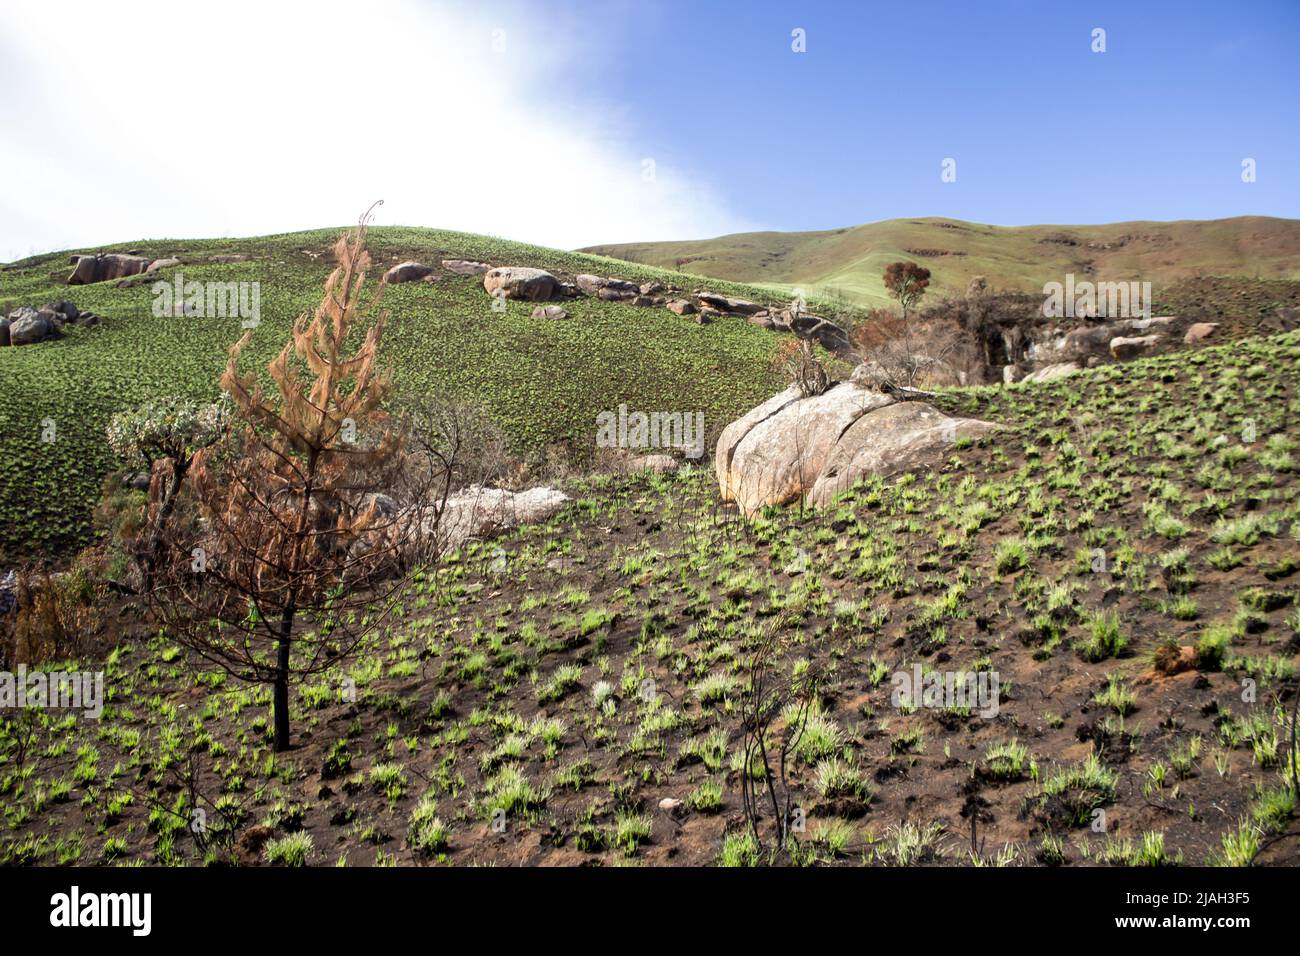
[0,227,794,561]
[583,215,1300,309]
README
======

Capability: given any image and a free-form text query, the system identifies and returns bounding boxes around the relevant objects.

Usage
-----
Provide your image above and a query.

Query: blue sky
[1,0,1296,259]
[579,0,1300,231]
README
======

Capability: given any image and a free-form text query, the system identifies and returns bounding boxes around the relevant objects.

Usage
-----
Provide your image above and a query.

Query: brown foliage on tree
[149,207,422,751]
[882,261,931,321]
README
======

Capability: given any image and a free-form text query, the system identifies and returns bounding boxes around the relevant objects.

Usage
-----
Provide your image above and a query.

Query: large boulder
[435,486,570,552]
[666,299,696,316]
[697,292,764,315]
[384,261,436,284]
[716,380,996,514]
[1110,334,1160,360]
[6,307,58,345]
[350,485,570,565]
[483,267,558,302]
[41,300,78,321]
[1022,361,1080,383]
[67,253,150,285]
[1184,322,1219,345]
[442,259,492,275]
[625,454,679,474]
[808,402,997,506]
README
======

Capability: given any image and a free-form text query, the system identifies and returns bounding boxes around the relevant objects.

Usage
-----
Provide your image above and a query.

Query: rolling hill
[0,227,796,561]
[583,215,1300,309]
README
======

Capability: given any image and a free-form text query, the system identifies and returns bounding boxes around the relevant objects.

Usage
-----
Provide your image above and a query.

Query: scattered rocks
[483,267,558,302]
[640,281,664,296]
[531,305,568,320]
[384,261,437,284]
[1025,316,1170,366]
[576,274,638,297]
[1184,322,1219,344]
[2,301,97,346]
[209,254,249,264]
[442,259,492,275]
[67,253,150,285]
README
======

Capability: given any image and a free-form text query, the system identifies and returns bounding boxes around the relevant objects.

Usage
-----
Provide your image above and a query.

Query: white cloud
[0,0,752,261]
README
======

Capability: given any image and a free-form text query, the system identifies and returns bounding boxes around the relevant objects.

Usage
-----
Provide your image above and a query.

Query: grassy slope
[583,215,1300,308]
[4,330,1297,866]
[0,227,794,561]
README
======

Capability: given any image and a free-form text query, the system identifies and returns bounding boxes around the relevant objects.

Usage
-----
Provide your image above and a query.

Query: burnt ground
[2,328,1299,868]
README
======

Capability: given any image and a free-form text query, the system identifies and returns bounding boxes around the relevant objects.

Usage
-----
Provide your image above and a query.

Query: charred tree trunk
[142,457,189,591]
[273,621,292,752]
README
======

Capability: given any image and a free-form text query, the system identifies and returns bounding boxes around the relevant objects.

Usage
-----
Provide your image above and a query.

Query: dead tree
[148,207,437,751]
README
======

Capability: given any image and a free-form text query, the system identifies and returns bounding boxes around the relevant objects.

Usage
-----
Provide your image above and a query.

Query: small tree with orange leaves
[149,207,422,751]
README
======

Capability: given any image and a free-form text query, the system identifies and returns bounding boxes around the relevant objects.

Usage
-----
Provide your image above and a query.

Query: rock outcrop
[576,274,638,297]
[67,253,150,285]
[716,378,997,514]
[697,292,764,315]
